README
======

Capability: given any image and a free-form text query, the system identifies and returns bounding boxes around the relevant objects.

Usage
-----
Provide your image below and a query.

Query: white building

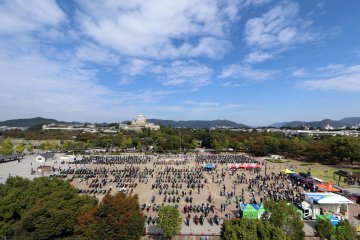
[119,114,160,131]
[35,152,55,163]
[324,124,334,130]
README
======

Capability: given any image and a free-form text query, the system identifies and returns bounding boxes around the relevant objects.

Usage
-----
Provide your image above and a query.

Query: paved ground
[1,153,359,237]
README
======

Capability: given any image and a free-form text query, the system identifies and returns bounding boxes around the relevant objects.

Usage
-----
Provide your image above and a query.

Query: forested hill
[270,117,360,128]
[0,117,79,127]
[147,119,249,128]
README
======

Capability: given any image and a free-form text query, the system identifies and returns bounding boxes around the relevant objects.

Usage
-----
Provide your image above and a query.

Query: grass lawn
[290,162,360,187]
[265,158,290,163]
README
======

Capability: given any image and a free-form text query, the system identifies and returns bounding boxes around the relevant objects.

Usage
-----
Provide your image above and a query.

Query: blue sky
[0,0,359,126]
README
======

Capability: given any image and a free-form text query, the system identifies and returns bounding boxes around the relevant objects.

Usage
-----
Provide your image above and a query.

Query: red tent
[229,163,236,169]
[236,163,244,168]
[316,182,340,192]
[243,163,252,168]
[254,163,261,169]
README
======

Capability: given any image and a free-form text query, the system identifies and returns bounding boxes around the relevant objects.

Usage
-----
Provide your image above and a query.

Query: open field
[1,153,359,237]
[260,157,360,187]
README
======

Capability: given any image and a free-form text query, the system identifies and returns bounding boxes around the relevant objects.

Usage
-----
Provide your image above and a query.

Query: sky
[0,0,359,126]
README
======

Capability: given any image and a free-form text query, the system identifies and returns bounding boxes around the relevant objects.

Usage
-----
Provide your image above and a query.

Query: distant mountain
[0,117,81,128]
[340,117,360,126]
[270,117,360,129]
[147,119,249,129]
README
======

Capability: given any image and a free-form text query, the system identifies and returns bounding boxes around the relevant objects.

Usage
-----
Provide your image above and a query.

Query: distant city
[1,114,360,137]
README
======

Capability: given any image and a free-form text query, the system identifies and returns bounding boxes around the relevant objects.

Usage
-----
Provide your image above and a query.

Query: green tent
[257,203,266,218]
[242,204,258,219]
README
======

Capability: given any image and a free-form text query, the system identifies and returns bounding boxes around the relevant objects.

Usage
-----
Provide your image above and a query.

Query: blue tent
[204,163,214,169]
[329,214,340,226]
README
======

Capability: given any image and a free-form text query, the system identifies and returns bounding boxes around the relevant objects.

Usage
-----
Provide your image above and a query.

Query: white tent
[304,192,353,204]
[303,192,353,220]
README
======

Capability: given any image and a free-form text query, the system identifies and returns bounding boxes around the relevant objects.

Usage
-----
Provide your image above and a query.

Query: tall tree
[263,200,304,240]
[157,205,182,239]
[220,219,285,240]
[0,177,97,239]
[76,192,144,240]
[315,219,334,240]
[15,143,25,154]
[26,144,34,154]
[0,137,14,155]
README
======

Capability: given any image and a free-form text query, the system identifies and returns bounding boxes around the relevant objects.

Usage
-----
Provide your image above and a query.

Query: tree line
[0,177,145,239]
[1,127,360,164]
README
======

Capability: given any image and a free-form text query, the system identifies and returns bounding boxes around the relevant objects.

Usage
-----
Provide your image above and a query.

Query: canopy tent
[241,204,258,219]
[316,183,340,193]
[228,163,261,170]
[243,163,252,168]
[203,163,215,169]
[228,163,236,169]
[303,178,318,184]
[253,163,261,169]
[236,163,244,169]
[311,177,325,183]
[290,173,305,180]
[283,169,297,174]
[304,192,353,204]
[239,203,265,219]
[316,213,340,226]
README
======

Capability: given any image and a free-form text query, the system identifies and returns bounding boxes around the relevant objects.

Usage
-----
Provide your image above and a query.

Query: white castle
[119,113,160,131]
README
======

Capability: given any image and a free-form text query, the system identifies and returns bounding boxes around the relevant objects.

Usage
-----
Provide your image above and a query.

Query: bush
[334,220,357,240]
[157,205,182,239]
[315,219,334,240]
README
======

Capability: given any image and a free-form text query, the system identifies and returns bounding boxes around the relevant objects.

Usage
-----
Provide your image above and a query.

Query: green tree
[315,219,334,240]
[0,137,14,155]
[220,219,285,240]
[76,192,144,240]
[41,140,51,151]
[15,143,25,154]
[157,205,182,239]
[263,200,304,240]
[27,144,34,154]
[334,220,357,240]
[0,177,97,239]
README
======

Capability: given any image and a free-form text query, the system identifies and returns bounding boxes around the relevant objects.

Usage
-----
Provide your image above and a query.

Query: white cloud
[243,1,318,63]
[151,103,243,115]
[316,64,345,73]
[75,0,245,59]
[298,64,360,92]
[244,51,273,63]
[219,64,276,82]
[184,100,219,106]
[76,42,120,65]
[0,0,65,34]
[292,68,307,77]
[0,41,176,122]
[153,60,214,89]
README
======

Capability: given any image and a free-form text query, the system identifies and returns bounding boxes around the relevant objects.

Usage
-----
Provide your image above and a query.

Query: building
[119,114,160,131]
[42,123,98,132]
[37,166,52,174]
[0,154,22,163]
[282,129,360,137]
[35,152,55,163]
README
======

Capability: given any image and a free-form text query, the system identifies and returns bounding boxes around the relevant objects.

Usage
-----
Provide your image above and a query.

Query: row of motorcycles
[152,183,183,190]
[158,189,179,195]
[141,204,161,212]
[183,204,215,214]
[78,188,110,195]
[185,215,219,226]
[115,182,137,188]
[145,215,158,225]
[163,195,181,203]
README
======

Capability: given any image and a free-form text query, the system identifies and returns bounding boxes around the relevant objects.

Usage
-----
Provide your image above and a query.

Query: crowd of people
[51,153,308,232]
